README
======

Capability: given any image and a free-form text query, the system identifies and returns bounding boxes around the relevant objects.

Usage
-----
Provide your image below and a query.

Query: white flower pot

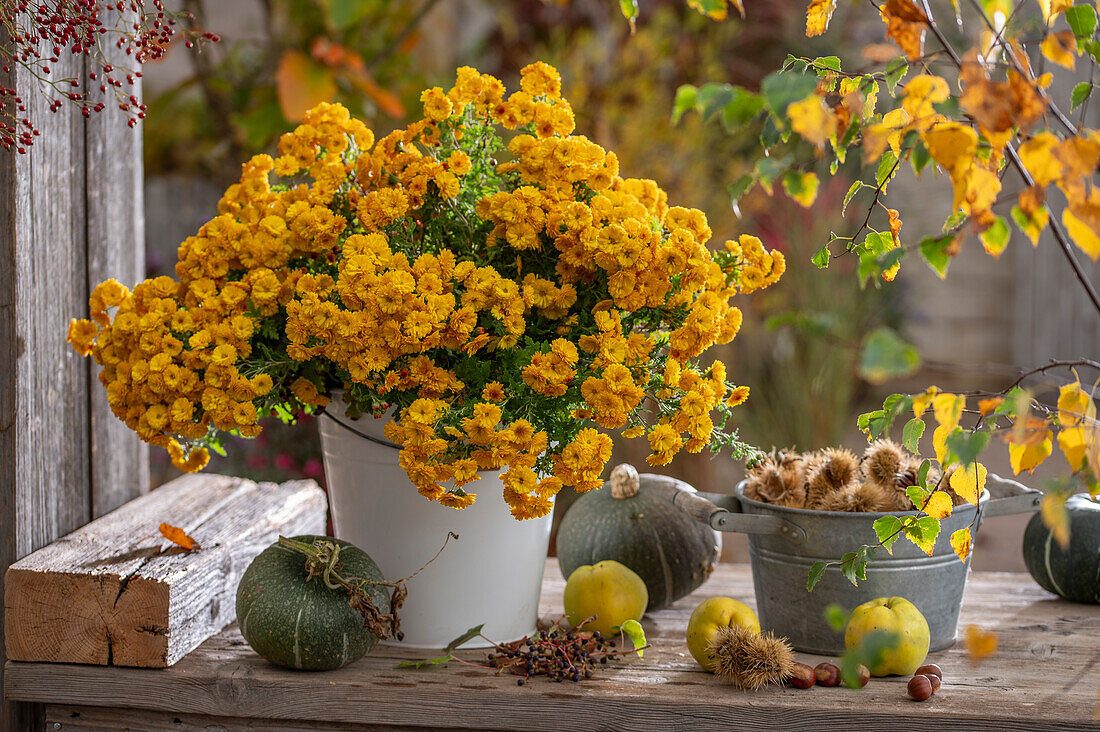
[318,393,553,649]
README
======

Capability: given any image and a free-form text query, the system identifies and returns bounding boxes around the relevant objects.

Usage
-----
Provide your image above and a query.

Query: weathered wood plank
[5,475,326,667]
[0,26,93,730]
[84,10,149,517]
[7,562,1100,730]
[45,706,446,732]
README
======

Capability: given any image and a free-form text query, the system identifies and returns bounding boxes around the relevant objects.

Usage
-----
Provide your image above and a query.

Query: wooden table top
[7,561,1100,731]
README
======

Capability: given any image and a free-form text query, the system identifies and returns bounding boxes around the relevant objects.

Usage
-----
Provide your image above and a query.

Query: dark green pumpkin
[1023,494,1100,604]
[556,467,720,610]
[236,535,389,670]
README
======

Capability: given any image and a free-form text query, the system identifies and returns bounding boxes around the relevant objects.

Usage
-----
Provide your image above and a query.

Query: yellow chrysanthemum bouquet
[68,62,784,520]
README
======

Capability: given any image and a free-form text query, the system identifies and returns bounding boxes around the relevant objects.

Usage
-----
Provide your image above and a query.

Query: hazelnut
[907,674,934,701]
[788,662,816,689]
[924,673,942,693]
[814,662,840,687]
[915,663,943,681]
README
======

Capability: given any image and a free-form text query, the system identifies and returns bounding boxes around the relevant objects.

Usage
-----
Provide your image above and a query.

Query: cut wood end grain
[4,474,326,668]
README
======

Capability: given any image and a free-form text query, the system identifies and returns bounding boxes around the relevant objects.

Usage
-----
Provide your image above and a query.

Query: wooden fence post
[0,21,147,728]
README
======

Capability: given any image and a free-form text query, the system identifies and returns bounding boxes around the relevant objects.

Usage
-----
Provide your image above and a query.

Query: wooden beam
[0,25,92,731]
[5,475,326,668]
[84,52,149,518]
[1,9,148,723]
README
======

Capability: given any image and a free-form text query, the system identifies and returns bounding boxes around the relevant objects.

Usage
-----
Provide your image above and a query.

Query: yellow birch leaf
[932,392,965,429]
[1019,134,1063,188]
[978,397,1004,415]
[1064,207,1100,261]
[806,0,838,36]
[1014,185,1049,246]
[788,96,838,149]
[731,0,745,18]
[950,462,987,505]
[963,166,1002,219]
[1058,381,1096,427]
[923,123,979,210]
[782,171,820,207]
[1009,434,1053,474]
[959,57,1015,134]
[925,491,954,519]
[902,75,950,121]
[933,423,952,463]
[1063,189,1100,261]
[1005,415,1052,447]
[913,387,940,420]
[880,0,929,61]
[1039,0,1074,25]
[950,527,973,562]
[1008,71,1048,132]
[965,625,998,661]
[1040,491,1070,548]
[1041,31,1078,70]
[887,208,903,246]
[861,124,893,165]
[1059,426,1090,470]
[1057,135,1100,190]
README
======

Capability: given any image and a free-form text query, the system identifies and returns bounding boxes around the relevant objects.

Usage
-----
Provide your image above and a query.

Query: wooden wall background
[0,18,148,728]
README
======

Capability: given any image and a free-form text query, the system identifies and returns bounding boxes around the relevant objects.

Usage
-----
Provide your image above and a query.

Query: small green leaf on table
[617,619,647,658]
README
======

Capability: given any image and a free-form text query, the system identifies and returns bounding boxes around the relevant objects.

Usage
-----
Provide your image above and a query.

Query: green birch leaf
[902,418,925,453]
[721,88,765,130]
[444,624,485,652]
[843,180,864,214]
[761,70,819,116]
[910,140,932,176]
[1067,4,1098,39]
[1072,82,1093,110]
[671,85,698,124]
[876,150,899,189]
[807,561,828,592]
[979,216,1010,258]
[696,83,736,120]
[873,515,904,554]
[885,58,909,94]
[858,327,921,384]
[812,244,831,268]
[727,174,754,212]
[945,429,991,467]
[919,233,954,278]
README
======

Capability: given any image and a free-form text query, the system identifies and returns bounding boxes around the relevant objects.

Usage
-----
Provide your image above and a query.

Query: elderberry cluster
[487,628,623,685]
[0,0,218,152]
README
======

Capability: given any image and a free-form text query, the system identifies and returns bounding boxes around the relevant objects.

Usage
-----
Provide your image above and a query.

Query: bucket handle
[672,489,807,545]
[982,473,1043,518]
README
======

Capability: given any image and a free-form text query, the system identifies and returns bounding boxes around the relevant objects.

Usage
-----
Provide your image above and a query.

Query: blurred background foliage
[144,0,900,488]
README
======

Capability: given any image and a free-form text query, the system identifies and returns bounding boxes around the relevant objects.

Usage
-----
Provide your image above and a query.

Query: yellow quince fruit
[686,597,761,672]
[844,596,930,676]
[563,560,648,637]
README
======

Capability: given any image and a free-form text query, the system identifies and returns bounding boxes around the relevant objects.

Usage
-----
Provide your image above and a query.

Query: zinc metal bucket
[672,475,1041,655]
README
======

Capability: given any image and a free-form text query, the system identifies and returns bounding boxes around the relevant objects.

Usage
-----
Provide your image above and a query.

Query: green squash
[556,465,720,610]
[236,535,389,670]
[1022,494,1100,604]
